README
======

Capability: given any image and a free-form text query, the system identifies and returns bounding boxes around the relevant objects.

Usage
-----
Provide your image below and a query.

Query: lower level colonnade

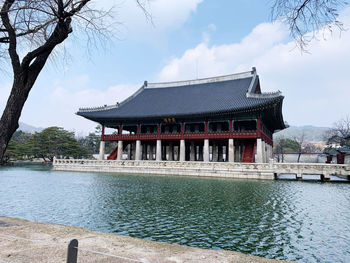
[99,138,273,163]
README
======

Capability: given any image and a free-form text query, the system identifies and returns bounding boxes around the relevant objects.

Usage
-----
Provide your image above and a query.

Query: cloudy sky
[0,0,349,134]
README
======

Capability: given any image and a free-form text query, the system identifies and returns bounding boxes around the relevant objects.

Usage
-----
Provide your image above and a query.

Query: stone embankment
[0,217,292,263]
[53,158,350,181]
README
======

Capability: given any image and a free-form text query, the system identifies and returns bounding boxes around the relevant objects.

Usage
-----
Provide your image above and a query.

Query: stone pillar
[127,144,132,160]
[145,144,149,160]
[267,144,272,161]
[99,141,105,160]
[212,142,218,162]
[190,141,195,161]
[162,145,166,160]
[234,141,240,162]
[142,143,146,160]
[262,141,266,163]
[218,144,224,162]
[321,173,330,182]
[180,139,185,162]
[168,142,174,161]
[117,140,123,160]
[166,145,170,161]
[296,173,302,180]
[203,139,209,162]
[173,145,178,161]
[198,145,203,161]
[156,140,162,161]
[256,138,263,163]
[228,139,234,162]
[270,144,274,159]
[135,140,141,160]
[151,144,156,160]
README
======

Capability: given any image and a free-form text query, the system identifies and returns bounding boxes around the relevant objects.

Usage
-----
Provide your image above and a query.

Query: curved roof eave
[78,95,284,125]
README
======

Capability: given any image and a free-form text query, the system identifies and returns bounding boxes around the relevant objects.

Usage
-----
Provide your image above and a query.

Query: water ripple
[0,165,350,263]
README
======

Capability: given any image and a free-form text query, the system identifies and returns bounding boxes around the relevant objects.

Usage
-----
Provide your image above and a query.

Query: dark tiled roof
[78,70,283,121]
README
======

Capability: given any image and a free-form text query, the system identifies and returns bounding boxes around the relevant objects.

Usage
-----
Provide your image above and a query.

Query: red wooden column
[229,120,233,137]
[205,121,208,136]
[137,124,141,138]
[181,122,184,137]
[257,118,261,138]
[101,125,105,141]
[118,124,123,135]
[157,123,161,137]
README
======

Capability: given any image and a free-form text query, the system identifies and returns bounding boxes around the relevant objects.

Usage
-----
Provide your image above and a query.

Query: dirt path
[0,217,293,263]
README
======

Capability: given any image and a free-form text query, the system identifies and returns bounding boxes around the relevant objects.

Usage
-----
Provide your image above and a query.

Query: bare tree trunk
[0,76,28,164]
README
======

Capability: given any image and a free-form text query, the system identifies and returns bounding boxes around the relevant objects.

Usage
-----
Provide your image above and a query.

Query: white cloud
[208,24,216,32]
[156,8,350,127]
[95,0,203,39]
[158,22,288,81]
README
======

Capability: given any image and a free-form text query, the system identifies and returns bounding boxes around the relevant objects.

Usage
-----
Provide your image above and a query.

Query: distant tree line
[4,125,118,164]
[4,127,90,163]
[274,116,350,162]
[274,137,323,163]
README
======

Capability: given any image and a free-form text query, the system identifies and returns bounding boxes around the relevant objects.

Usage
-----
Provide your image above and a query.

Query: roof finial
[252,67,256,74]
[144,81,148,87]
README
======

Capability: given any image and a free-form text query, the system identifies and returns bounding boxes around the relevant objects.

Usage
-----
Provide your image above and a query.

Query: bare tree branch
[325,115,350,147]
[0,0,20,72]
[271,0,347,51]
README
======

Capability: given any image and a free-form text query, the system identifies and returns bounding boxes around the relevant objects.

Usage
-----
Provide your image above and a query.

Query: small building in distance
[77,68,286,163]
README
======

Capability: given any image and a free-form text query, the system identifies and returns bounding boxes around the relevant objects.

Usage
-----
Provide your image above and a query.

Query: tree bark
[0,76,27,164]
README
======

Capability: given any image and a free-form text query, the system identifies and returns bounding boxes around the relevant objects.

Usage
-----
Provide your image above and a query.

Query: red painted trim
[103,131,259,142]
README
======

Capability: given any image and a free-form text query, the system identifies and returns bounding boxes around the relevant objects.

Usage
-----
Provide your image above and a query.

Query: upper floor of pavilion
[77,67,286,134]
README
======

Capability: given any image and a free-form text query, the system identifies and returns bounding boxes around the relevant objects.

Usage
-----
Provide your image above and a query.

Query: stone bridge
[53,158,350,181]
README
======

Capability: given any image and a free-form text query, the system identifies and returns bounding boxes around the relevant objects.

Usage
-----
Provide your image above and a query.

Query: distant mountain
[274,125,330,143]
[18,122,43,133]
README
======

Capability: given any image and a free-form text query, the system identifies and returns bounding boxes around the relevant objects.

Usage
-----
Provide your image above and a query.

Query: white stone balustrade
[53,158,350,181]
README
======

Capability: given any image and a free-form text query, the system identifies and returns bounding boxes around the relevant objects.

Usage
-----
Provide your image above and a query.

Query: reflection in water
[0,165,349,263]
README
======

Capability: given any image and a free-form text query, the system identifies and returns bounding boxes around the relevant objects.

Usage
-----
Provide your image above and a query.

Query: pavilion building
[77,68,286,163]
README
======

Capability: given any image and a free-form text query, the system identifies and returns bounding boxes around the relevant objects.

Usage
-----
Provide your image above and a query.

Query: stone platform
[53,159,350,181]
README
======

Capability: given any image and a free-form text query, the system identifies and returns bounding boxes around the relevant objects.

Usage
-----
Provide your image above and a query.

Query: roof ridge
[146,69,255,89]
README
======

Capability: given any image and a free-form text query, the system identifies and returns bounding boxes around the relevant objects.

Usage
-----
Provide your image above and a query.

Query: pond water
[0,165,349,263]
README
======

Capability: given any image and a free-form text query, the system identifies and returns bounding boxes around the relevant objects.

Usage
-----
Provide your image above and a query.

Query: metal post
[66,239,78,263]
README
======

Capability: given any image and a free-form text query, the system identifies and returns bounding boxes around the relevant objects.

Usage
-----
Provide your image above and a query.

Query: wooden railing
[103,130,258,141]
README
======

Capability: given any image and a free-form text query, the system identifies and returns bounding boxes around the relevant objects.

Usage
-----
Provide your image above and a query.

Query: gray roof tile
[78,74,282,121]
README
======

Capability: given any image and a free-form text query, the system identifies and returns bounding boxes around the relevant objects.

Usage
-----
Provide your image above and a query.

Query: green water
[0,165,349,262]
